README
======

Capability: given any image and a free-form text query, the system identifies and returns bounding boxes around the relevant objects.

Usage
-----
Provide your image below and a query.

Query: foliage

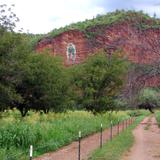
[113,98,128,110]
[0,4,71,115]
[47,10,160,39]
[127,109,150,117]
[71,51,128,112]
[23,33,44,48]
[0,27,70,116]
[138,88,160,105]
[0,110,129,159]
[89,116,145,160]
[155,111,160,127]
[0,29,129,115]
[14,53,70,116]
[0,30,32,111]
[0,3,30,112]
[124,62,160,107]
[0,4,19,32]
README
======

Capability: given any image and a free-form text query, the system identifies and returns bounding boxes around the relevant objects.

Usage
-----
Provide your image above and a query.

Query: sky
[1,0,160,34]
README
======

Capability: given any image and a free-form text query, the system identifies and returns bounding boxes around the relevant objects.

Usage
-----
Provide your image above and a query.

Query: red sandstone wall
[36,22,160,87]
[36,22,160,65]
[36,30,93,65]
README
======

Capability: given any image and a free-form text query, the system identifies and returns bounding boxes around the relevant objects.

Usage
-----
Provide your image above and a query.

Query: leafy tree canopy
[71,51,129,113]
[138,88,160,105]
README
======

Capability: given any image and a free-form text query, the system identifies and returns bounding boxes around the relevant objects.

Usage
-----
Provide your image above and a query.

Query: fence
[0,117,135,160]
[27,117,135,160]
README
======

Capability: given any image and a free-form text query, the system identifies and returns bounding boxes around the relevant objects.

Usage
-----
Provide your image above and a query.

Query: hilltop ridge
[36,10,160,97]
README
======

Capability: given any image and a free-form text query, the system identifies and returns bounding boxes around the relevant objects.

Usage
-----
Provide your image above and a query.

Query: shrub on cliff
[48,10,159,38]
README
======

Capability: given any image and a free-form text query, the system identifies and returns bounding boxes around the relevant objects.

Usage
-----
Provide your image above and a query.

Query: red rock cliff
[36,30,93,65]
[36,20,160,89]
[36,21,160,65]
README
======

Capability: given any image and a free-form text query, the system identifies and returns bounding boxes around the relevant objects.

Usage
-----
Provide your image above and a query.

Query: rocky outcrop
[36,30,93,65]
[36,20,160,89]
[36,21,160,65]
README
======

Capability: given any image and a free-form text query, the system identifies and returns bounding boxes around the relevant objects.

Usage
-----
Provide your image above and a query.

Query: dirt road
[122,116,160,160]
[34,121,129,160]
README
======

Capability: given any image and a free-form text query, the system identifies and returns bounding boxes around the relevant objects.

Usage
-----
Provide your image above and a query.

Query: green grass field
[0,109,149,160]
[0,109,130,159]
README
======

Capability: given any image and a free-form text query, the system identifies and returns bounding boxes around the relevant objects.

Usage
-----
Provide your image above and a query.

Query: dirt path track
[34,121,128,160]
[122,116,160,160]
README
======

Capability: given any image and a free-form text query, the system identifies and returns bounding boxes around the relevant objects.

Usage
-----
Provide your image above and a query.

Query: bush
[127,110,150,117]
[138,88,160,105]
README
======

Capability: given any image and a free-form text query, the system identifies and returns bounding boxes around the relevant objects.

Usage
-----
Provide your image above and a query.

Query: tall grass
[0,109,142,159]
[0,109,128,159]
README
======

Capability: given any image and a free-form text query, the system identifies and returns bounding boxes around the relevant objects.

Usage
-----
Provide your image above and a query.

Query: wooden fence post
[78,131,81,160]
[100,123,103,148]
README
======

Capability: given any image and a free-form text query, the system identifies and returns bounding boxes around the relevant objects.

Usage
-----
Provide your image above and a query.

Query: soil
[122,116,160,160]
[34,120,130,160]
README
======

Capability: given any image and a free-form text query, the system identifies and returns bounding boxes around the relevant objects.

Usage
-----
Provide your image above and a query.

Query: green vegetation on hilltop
[11,10,160,49]
[48,10,160,38]
[22,33,44,48]
[25,10,160,47]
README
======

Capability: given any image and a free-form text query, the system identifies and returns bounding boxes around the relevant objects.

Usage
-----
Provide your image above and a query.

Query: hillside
[36,10,160,98]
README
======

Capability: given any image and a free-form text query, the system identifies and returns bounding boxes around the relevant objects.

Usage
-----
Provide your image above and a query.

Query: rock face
[36,21,160,65]
[36,30,93,65]
[36,20,160,88]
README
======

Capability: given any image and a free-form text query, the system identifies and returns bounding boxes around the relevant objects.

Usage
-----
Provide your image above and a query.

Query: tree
[72,51,128,113]
[138,88,160,105]
[0,4,19,32]
[0,30,31,111]
[0,32,70,116]
[14,53,70,116]
[113,98,128,110]
[0,4,25,111]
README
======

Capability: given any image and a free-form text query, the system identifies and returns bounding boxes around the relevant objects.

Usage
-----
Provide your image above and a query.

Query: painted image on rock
[66,43,76,64]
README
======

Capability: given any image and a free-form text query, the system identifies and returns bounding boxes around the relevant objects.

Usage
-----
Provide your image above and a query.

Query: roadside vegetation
[89,114,148,160]
[0,110,129,159]
[156,111,160,127]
